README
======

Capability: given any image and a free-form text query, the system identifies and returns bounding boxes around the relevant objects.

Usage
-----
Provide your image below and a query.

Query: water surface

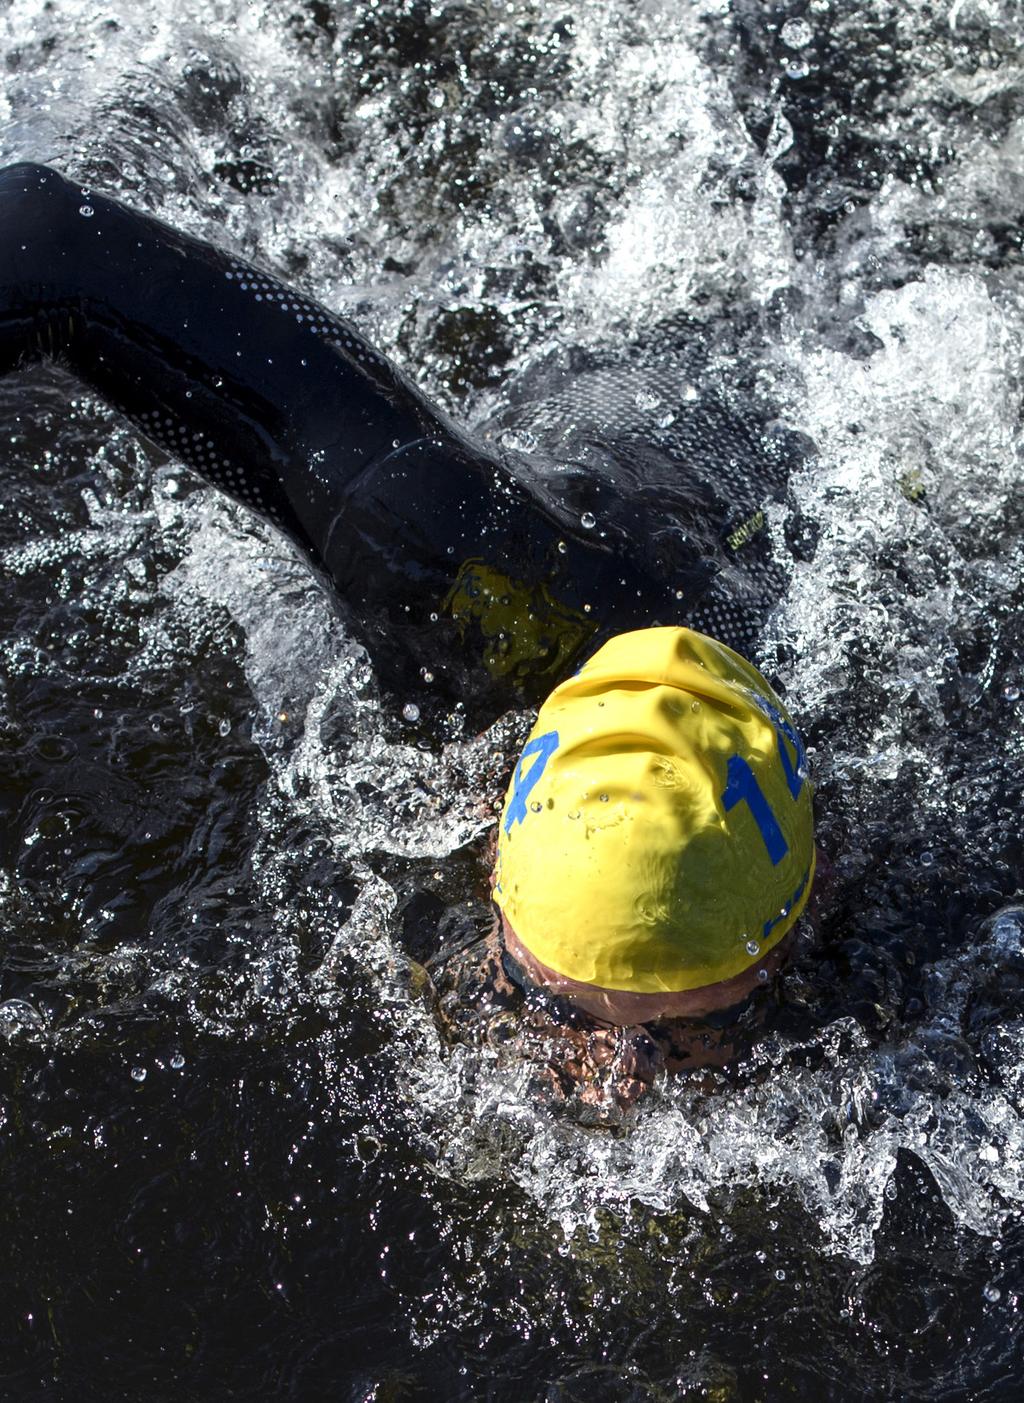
[3,1,1024,1397]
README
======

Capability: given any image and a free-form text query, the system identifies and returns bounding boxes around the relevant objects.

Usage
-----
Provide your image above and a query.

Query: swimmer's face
[496,905,797,1026]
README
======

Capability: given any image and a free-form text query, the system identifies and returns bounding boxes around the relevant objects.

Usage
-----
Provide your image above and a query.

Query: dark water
[3,1,1024,1398]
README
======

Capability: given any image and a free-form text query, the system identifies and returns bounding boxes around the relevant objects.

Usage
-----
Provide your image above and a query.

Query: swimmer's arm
[0,163,675,702]
[0,162,455,551]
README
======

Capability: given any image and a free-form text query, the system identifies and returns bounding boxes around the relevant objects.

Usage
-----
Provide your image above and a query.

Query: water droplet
[130,1066,147,1083]
[402,703,421,723]
[568,809,581,820]
[634,389,662,412]
[557,539,568,554]
[170,1053,185,1070]
[580,512,597,530]
[0,999,44,1029]
[675,589,685,600]
[429,88,446,109]
[884,1178,898,1201]
[599,793,609,802]
[1003,683,1020,701]
[920,850,935,868]
[984,1282,1002,1304]
[682,383,699,402]
[530,801,543,813]
[656,410,675,429]
[218,718,231,737]
[775,1268,786,1281]
[634,893,661,923]
[757,968,770,983]
[421,670,435,684]
[691,700,701,712]
[745,939,761,958]
[780,17,813,48]
[786,59,810,79]
[500,428,536,454]
[78,205,94,218]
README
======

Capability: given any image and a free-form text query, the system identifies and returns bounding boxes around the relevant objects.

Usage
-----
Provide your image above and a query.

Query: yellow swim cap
[493,627,815,998]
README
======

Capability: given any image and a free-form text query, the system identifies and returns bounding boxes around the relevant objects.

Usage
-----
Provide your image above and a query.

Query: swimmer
[0,163,816,1107]
[434,624,816,1116]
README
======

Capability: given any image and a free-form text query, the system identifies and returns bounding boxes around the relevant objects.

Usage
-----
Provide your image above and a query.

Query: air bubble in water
[746,939,761,957]
[170,1053,185,1070]
[218,718,231,737]
[402,703,421,723]
[920,850,935,868]
[984,1283,1002,1303]
[786,59,810,79]
[780,18,813,48]
[1003,684,1020,701]
[130,1066,147,1083]
[580,512,597,529]
[634,893,661,923]
[79,205,94,218]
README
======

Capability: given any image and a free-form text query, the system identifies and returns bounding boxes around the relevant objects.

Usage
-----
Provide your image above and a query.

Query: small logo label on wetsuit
[726,508,766,552]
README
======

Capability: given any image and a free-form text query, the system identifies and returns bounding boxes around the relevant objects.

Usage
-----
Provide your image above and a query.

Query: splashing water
[4,0,1024,1395]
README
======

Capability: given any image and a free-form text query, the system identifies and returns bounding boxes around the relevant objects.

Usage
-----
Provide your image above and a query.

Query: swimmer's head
[492,626,815,1024]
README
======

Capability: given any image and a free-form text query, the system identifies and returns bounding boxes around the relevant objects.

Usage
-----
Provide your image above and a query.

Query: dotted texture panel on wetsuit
[131,405,286,521]
[488,344,802,656]
[222,261,393,374]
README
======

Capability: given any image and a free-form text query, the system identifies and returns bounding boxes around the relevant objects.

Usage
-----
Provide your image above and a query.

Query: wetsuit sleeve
[0,162,684,707]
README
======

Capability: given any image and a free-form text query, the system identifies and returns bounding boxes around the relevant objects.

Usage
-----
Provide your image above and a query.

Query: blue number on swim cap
[752,694,806,800]
[722,754,789,866]
[504,730,560,834]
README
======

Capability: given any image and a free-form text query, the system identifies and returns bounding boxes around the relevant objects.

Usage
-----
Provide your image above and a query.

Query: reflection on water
[3,0,1024,1396]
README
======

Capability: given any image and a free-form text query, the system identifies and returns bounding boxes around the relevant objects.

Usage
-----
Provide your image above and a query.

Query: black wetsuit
[0,162,799,715]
